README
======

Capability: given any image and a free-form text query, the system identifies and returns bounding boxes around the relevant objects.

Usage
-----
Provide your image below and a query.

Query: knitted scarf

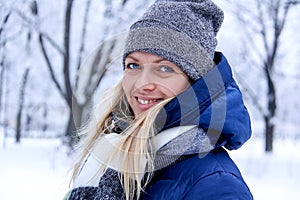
[67,125,214,200]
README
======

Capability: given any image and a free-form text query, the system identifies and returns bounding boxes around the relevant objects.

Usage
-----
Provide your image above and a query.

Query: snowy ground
[0,135,299,200]
[230,136,300,200]
[0,138,72,200]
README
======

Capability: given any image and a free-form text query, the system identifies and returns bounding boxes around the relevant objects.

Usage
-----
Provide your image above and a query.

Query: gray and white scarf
[67,125,214,200]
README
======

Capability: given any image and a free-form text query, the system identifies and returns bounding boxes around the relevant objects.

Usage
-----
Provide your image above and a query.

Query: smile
[137,98,157,105]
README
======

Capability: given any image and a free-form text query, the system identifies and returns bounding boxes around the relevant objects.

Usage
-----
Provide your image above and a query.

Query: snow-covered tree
[218,0,300,152]
[0,0,153,147]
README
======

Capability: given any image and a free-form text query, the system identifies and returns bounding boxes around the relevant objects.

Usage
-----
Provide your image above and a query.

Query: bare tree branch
[0,10,12,38]
[225,0,265,68]
[38,34,67,100]
[122,0,129,6]
[240,28,265,67]
[76,0,92,71]
[0,30,23,46]
[39,32,65,55]
[30,0,38,16]
[234,70,266,115]
[87,41,116,97]
[285,0,300,6]
[63,0,74,106]
[0,8,25,45]
[256,0,270,56]
[12,8,65,55]
[0,10,12,117]
[225,0,261,33]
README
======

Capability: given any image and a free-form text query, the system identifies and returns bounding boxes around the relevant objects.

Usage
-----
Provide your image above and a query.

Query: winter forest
[0,0,300,199]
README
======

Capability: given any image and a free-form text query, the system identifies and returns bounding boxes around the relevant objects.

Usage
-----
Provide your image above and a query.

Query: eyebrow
[126,55,166,63]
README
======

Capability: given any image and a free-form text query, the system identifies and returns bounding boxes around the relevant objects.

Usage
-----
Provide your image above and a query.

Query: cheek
[177,80,190,93]
[162,77,190,97]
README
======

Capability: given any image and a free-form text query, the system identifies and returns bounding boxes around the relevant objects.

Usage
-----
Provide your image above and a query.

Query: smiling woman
[123,52,190,116]
[67,0,253,200]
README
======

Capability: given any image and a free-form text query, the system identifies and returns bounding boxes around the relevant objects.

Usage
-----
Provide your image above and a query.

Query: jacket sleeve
[183,171,253,200]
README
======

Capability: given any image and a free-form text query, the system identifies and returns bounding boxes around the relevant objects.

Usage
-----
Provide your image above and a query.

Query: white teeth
[138,98,155,105]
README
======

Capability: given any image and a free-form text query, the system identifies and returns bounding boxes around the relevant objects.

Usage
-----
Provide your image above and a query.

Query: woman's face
[122,52,190,117]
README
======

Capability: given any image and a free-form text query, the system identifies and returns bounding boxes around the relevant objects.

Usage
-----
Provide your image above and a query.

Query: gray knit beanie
[123,0,224,81]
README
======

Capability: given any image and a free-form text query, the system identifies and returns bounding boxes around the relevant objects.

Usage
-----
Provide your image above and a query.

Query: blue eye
[126,63,140,70]
[160,66,175,73]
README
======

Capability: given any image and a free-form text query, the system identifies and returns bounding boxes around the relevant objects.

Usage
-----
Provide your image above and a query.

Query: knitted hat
[123,0,224,81]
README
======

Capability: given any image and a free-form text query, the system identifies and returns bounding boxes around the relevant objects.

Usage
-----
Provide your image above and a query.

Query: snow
[0,138,72,200]
[230,136,300,200]
[0,135,299,200]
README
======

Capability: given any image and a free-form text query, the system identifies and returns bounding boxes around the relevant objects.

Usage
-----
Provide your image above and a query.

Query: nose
[135,68,156,92]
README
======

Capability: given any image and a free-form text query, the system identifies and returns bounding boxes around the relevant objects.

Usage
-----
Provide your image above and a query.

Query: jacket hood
[155,52,252,150]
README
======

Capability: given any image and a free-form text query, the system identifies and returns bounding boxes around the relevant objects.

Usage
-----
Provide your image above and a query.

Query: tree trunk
[65,97,86,148]
[264,65,276,152]
[42,103,48,132]
[63,0,76,148]
[65,111,78,148]
[226,0,300,152]
[264,116,274,152]
[63,0,74,107]
[16,68,30,143]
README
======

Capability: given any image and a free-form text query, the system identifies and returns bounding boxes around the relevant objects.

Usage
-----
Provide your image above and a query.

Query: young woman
[67,0,253,199]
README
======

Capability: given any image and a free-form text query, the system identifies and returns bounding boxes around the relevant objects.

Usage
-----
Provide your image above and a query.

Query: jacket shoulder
[183,171,253,200]
[141,148,253,199]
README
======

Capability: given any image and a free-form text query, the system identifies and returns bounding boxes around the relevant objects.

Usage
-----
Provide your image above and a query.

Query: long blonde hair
[70,80,172,200]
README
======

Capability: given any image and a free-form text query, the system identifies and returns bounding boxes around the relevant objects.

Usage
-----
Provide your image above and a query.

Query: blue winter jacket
[141,148,252,199]
[141,52,253,199]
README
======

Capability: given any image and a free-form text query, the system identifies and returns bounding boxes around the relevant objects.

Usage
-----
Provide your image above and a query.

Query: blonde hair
[70,80,172,200]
